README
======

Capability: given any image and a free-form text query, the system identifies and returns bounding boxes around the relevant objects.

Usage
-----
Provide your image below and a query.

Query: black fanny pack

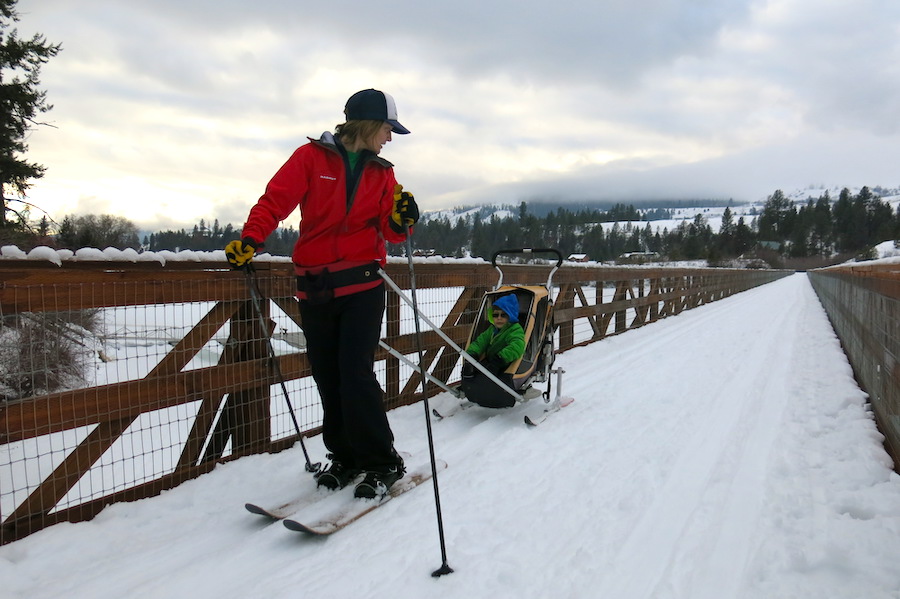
[296,262,380,305]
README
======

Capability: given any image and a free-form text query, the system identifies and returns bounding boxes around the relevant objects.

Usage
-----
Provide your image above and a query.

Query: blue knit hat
[492,294,520,324]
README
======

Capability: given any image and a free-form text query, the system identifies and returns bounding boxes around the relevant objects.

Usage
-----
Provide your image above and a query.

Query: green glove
[225,237,257,269]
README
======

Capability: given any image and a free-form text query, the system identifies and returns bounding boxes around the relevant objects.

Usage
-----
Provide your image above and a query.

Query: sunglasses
[492,311,508,318]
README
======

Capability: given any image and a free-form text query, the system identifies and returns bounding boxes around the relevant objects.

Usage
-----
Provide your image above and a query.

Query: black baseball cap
[344,89,410,135]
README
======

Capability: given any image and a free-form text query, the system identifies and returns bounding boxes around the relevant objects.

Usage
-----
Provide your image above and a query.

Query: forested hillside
[128,186,899,266]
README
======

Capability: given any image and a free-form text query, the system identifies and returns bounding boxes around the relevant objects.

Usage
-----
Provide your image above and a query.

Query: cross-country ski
[244,491,323,521]
[524,395,575,426]
[282,459,447,535]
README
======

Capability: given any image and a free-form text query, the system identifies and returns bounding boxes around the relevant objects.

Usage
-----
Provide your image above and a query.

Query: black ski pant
[299,283,397,470]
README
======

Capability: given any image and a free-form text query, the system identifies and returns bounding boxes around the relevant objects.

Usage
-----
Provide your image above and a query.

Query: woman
[225,89,419,499]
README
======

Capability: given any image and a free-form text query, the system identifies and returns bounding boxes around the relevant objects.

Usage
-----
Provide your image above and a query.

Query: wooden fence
[0,257,790,543]
[807,263,900,468]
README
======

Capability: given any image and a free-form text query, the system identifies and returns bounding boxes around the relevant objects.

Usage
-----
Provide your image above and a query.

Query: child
[465,293,526,376]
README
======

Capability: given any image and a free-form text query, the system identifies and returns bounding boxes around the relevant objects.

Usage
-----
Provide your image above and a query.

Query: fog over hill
[421,185,900,226]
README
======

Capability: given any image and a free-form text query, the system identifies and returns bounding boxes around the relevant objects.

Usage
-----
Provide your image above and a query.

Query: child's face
[492,310,509,325]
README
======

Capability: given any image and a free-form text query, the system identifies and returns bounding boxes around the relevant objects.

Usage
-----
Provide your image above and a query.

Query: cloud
[19,0,900,233]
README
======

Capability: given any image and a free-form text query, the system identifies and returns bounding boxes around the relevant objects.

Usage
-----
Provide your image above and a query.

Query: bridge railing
[808,262,900,469]
[0,256,789,543]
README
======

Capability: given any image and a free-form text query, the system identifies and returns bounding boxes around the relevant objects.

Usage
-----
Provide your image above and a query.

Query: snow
[0,246,295,265]
[2,273,899,598]
[867,241,900,263]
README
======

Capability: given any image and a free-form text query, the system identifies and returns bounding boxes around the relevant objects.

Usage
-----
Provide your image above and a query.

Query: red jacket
[241,133,408,297]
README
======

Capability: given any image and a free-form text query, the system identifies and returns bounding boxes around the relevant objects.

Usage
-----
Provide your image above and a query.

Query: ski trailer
[378,247,572,422]
[460,248,562,408]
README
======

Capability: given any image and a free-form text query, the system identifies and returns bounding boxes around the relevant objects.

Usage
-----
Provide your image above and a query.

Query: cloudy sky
[15,0,900,233]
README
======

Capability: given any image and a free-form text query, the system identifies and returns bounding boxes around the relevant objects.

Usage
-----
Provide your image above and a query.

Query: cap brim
[388,120,410,135]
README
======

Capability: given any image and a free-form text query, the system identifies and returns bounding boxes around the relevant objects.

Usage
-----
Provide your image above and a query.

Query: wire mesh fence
[0,257,789,543]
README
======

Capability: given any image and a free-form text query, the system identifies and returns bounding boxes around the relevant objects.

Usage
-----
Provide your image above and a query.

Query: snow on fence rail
[0,255,789,543]
[808,262,900,468]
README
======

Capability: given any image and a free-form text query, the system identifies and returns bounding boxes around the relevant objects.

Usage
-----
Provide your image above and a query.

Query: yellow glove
[225,237,257,269]
[390,184,420,233]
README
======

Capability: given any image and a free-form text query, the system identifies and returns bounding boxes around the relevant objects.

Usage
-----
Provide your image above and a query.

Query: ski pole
[243,265,321,474]
[404,225,454,577]
[379,270,521,405]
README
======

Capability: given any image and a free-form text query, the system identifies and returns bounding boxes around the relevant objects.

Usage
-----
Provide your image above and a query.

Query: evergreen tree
[718,206,736,256]
[640,222,654,251]
[757,190,794,241]
[832,188,855,252]
[734,217,754,255]
[848,188,870,250]
[581,224,606,261]
[470,214,488,259]
[719,206,735,237]
[895,204,900,242]
[811,192,833,254]
[788,199,814,257]
[0,0,61,227]
[860,187,895,246]
[36,214,48,236]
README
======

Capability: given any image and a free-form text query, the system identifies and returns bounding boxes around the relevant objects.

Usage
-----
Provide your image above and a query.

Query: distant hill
[423,198,746,221]
[422,185,900,225]
[519,198,746,218]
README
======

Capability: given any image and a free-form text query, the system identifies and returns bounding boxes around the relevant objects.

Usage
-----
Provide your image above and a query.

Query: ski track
[574,275,797,598]
[424,273,816,598]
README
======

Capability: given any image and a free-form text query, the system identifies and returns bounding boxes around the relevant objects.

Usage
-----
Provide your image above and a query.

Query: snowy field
[2,272,899,598]
[596,190,900,237]
[422,185,900,242]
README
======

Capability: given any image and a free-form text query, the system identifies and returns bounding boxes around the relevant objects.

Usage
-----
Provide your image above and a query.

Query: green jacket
[466,322,526,365]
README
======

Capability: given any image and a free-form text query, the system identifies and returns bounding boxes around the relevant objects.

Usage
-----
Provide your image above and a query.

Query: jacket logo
[319,174,337,181]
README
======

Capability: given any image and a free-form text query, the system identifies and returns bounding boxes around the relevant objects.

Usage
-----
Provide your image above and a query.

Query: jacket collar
[309,132,394,168]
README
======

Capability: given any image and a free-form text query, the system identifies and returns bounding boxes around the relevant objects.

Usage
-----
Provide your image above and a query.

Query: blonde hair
[335,120,385,149]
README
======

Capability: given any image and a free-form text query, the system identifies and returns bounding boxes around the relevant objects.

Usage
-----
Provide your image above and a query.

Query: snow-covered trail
[586,271,813,598]
[3,273,900,599]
